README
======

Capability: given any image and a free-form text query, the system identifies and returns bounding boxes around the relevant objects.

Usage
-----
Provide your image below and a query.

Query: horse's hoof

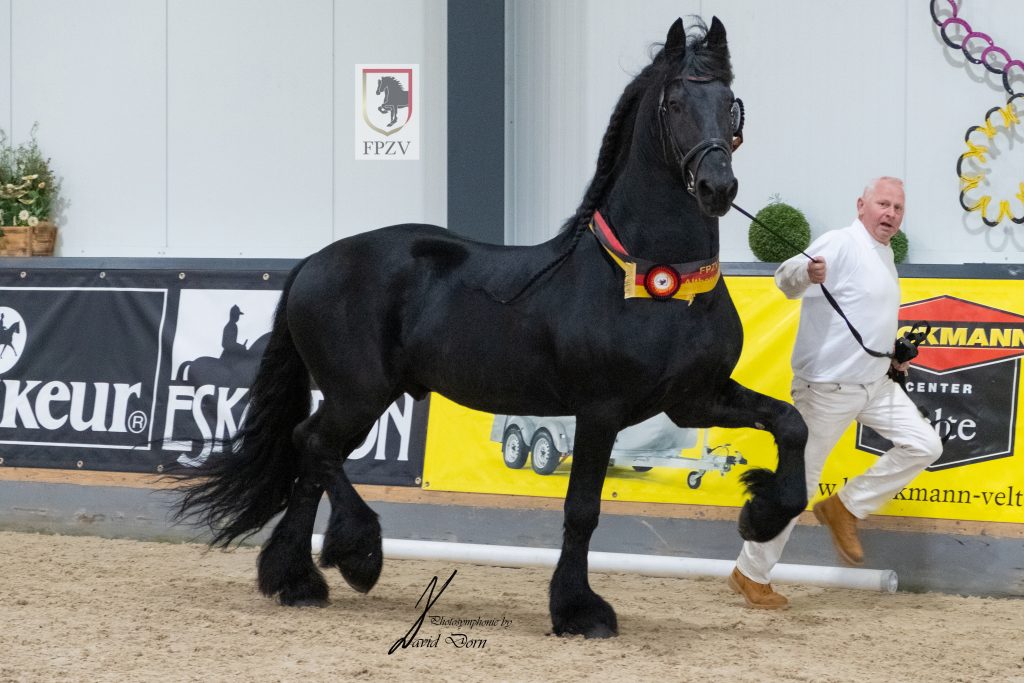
[551,594,619,638]
[258,544,330,604]
[276,577,330,607]
[738,500,793,542]
[737,502,758,541]
[320,530,383,594]
[737,501,777,542]
[339,549,383,594]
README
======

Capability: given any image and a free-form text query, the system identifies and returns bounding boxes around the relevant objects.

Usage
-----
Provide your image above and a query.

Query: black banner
[0,267,426,486]
[856,360,1019,471]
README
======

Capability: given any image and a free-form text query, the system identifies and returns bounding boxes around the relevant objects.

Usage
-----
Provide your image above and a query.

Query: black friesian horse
[176,17,807,638]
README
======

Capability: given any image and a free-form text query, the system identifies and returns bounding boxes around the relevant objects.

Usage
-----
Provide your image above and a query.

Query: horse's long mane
[560,19,730,236]
[499,19,730,303]
[380,76,406,93]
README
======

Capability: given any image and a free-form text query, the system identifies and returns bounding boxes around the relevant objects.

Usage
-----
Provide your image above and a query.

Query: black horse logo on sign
[0,317,20,358]
[376,76,408,127]
[0,308,26,373]
[363,68,413,135]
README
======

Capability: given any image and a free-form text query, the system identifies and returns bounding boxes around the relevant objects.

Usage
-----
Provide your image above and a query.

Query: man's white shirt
[774,220,900,384]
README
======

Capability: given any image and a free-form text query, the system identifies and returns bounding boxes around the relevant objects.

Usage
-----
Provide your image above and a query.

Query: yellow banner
[422,276,1024,524]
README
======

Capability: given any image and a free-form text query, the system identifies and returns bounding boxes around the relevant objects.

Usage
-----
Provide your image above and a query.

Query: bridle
[658,74,744,194]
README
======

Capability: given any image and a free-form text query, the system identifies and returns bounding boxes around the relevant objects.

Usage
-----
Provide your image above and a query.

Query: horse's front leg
[667,379,808,542]
[550,414,618,638]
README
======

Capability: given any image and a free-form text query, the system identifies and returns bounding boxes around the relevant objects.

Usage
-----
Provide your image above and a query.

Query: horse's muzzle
[695,173,738,217]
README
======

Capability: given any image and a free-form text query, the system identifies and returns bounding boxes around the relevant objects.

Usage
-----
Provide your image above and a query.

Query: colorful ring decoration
[644,265,681,299]
[931,0,1024,226]
[956,96,1024,227]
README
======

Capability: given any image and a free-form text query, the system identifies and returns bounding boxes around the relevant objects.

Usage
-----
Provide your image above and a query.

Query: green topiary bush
[891,231,908,264]
[747,199,811,262]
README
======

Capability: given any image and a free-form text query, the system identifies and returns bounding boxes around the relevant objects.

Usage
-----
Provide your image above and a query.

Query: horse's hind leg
[257,475,329,606]
[668,379,808,543]
[550,415,619,638]
[294,398,386,594]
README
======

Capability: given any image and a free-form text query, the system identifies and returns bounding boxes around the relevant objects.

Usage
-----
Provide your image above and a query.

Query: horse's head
[376,77,384,95]
[657,17,740,218]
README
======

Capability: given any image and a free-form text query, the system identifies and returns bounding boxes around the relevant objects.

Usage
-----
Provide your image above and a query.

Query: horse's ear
[707,16,728,50]
[664,18,686,55]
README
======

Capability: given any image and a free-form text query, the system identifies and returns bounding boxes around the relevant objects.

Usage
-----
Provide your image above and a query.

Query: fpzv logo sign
[0,288,165,450]
[355,64,419,160]
[857,295,1023,470]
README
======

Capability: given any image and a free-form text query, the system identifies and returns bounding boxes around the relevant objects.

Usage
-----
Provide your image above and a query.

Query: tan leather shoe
[813,495,864,566]
[727,567,789,609]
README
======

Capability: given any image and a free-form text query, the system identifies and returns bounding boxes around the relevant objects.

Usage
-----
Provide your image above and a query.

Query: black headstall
[658,75,744,195]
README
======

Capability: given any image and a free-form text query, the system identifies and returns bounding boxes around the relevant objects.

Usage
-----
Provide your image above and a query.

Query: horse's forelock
[654,19,733,86]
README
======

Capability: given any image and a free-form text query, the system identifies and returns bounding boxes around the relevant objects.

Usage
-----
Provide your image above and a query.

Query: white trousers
[735,374,943,584]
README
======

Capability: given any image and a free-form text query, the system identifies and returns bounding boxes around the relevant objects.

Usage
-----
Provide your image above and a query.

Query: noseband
[658,75,744,195]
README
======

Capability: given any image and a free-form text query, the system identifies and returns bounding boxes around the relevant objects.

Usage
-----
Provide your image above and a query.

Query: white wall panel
[333,0,446,240]
[11,0,165,255]
[507,0,587,246]
[167,0,333,257]
[0,1,11,137]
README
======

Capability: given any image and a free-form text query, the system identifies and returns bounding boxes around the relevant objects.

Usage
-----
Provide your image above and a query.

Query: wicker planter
[0,223,57,256]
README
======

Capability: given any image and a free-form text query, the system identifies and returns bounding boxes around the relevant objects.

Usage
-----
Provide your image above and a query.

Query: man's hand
[807,257,827,284]
[891,359,912,373]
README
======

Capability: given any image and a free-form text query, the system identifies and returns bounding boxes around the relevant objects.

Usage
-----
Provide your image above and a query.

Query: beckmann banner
[0,268,426,486]
[421,276,1024,524]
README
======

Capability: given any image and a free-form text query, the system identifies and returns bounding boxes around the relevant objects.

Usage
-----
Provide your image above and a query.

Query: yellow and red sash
[589,210,720,303]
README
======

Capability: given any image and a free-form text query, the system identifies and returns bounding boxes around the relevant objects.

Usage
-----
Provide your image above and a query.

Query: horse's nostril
[727,178,739,201]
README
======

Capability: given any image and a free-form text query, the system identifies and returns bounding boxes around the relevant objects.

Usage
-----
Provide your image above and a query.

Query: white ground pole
[309,535,898,593]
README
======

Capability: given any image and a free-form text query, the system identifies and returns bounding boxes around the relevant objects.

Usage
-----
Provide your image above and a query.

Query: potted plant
[0,124,62,256]
[747,195,811,263]
[891,230,909,264]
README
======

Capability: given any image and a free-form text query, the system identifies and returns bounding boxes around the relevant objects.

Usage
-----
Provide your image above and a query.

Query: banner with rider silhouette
[0,268,426,485]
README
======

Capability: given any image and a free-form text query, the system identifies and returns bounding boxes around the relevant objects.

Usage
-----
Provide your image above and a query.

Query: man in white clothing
[728,177,943,609]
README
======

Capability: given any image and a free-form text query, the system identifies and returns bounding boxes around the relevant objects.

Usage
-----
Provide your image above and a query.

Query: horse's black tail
[172,258,312,547]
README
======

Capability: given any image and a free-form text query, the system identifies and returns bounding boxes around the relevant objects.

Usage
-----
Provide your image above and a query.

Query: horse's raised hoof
[737,467,795,542]
[737,499,795,543]
[319,528,383,594]
[737,501,760,541]
[551,594,619,639]
[337,547,383,594]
